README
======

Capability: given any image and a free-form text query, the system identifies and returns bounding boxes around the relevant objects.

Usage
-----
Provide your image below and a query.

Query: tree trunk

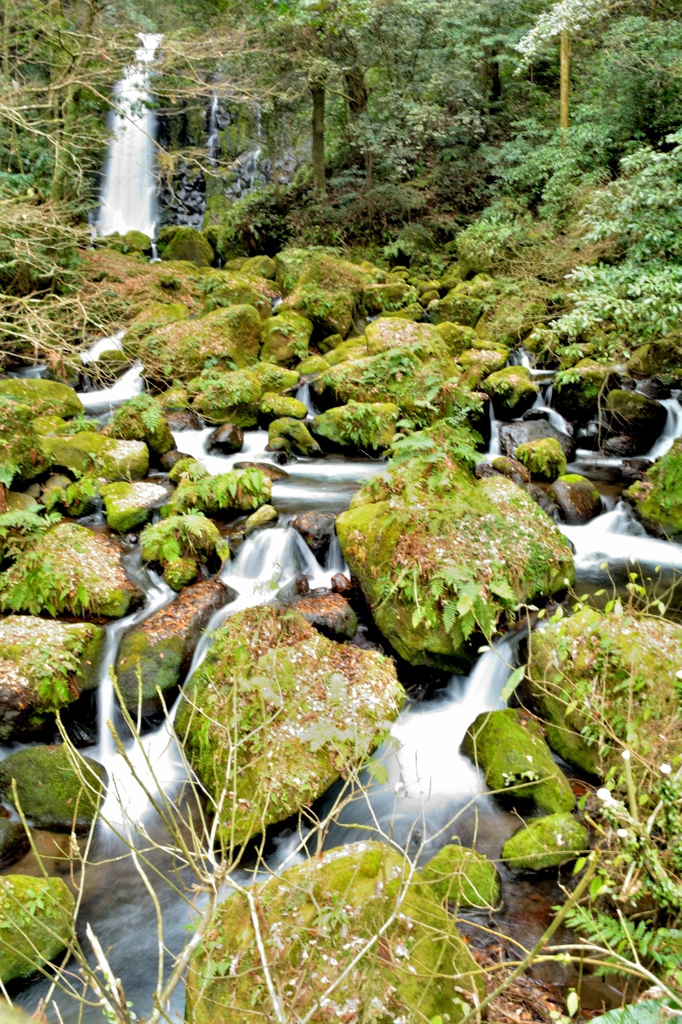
[345,66,368,118]
[311,81,326,194]
[51,84,80,200]
[0,483,7,514]
[560,30,570,135]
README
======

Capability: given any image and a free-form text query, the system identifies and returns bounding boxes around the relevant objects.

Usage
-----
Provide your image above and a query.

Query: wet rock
[525,483,559,519]
[553,359,619,422]
[482,365,539,420]
[639,377,672,400]
[259,311,312,366]
[0,378,84,418]
[0,875,74,983]
[102,394,175,455]
[40,432,149,481]
[207,422,244,454]
[604,390,667,455]
[159,449,191,472]
[627,337,682,378]
[100,479,172,533]
[286,591,358,641]
[243,503,278,536]
[502,813,588,871]
[0,820,28,868]
[267,417,322,457]
[232,460,288,481]
[164,558,198,591]
[115,579,233,716]
[474,461,495,479]
[292,510,336,554]
[0,744,106,833]
[621,457,652,482]
[192,368,262,426]
[499,419,576,462]
[550,474,601,525]
[175,606,403,846]
[515,437,567,482]
[491,456,530,485]
[421,844,501,909]
[164,467,272,517]
[331,572,352,594]
[167,408,203,431]
[258,393,308,423]
[601,434,638,457]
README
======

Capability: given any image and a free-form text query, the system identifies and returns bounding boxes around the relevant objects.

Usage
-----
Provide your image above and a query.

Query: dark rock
[601,435,639,457]
[550,475,602,525]
[576,422,600,451]
[525,483,559,520]
[233,460,289,481]
[621,457,653,482]
[293,510,336,554]
[160,450,192,472]
[287,592,358,641]
[331,573,353,595]
[491,456,531,485]
[604,390,667,455]
[475,461,495,479]
[167,409,203,431]
[500,420,576,462]
[0,819,29,868]
[207,423,244,454]
[0,745,107,833]
[639,378,672,400]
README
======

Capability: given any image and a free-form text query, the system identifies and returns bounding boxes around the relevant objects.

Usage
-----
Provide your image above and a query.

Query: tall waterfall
[97,33,162,238]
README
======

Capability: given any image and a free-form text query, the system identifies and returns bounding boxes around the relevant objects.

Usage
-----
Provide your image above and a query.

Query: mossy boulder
[100,480,171,533]
[286,591,358,640]
[428,292,484,327]
[115,580,232,716]
[515,437,567,482]
[0,395,50,485]
[336,422,574,669]
[191,369,262,426]
[421,844,501,909]
[605,390,667,453]
[98,229,151,255]
[627,337,682,378]
[434,321,477,355]
[378,301,425,321]
[101,394,175,455]
[280,253,369,338]
[138,304,261,384]
[175,606,403,846]
[274,247,347,295]
[312,401,398,452]
[364,316,440,355]
[240,254,276,279]
[553,360,619,422]
[475,282,549,348]
[526,606,682,778]
[0,522,142,618]
[462,709,575,814]
[41,432,149,481]
[185,840,484,1024]
[318,331,344,354]
[456,347,508,388]
[252,362,300,394]
[502,813,588,871]
[0,616,105,741]
[625,437,682,538]
[126,301,191,346]
[258,392,308,422]
[160,226,214,267]
[165,467,272,517]
[482,365,539,419]
[0,378,84,419]
[0,744,106,832]
[243,503,279,536]
[0,875,74,983]
[267,417,322,456]
[362,280,418,313]
[260,311,313,366]
[550,474,601,525]
[200,270,273,320]
[323,338,368,366]
[6,491,39,512]
[297,354,329,374]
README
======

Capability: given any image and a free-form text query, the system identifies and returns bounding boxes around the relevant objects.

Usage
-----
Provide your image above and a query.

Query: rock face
[462,709,575,814]
[312,401,398,452]
[0,378,83,418]
[482,365,539,419]
[502,813,588,871]
[0,875,74,983]
[286,592,358,640]
[499,419,576,461]
[292,510,336,553]
[175,606,403,847]
[41,433,149,481]
[336,423,574,669]
[0,523,142,618]
[115,580,233,716]
[625,437,682,539]
[185,841,484,1024]
[207,423,244,453]
[0,744,106,832]
[100,480,172,533]
[259,311,312,366]
[0,616,105,741]
[550,474,601,524]
[421,844,501,909]
[102,394,175,455]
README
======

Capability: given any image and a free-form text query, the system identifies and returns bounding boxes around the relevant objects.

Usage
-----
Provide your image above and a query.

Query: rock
[434,322,477,355]
[100,479,172,532]
[267,417,322,457]
[0,523,142,618]
[260,311,312,366]
[168,457,208,483]
[421,844,501,909]
[292,510,336,553]
[175,606,403,846]
[0,820,28,868]
[428,293,483,327]
[331,572,352,594]
[312,401,398,452]
[553,360,619,422]
[243,503,278,536]
[115,580,233,716]
[364,317,440,355]
[318,332,344,354]
[160,226,214,266]
[0,616,105,741]
[502,814,588,871]
[604,390,667,454]
[297,354,329,375]
[240,254,276,279]
[165,468,272,517]
[0,744,106,832]
[625,437,682,539]
[191,369,262,426]
[166,408,203,431]
[378,301,427,321]
[98,229,151,255]
[0,395,50,485]
[550,474,601,524]
[41,432,149,481]
[0,378,84,418]
[279,252,369,337]
[233,460,289,481]
[324,339,368,366]
[627,337,682,378]
[456,347,508,387]
[336,422,574,669]
[621,457,652,482]
[127,301,190,344]
[482,365,539,420]
[362,280,419,313]
[514,437,567,482]
[207,422,244,454]
[258,392,308,423]
[185,841,483,1023]
[252,363,300,394]
[0,875,74,983]
[286,591,358,640]
[500,419,576,462]
[102,394,175,455]
[525,482,559,518]
[199,271,273,320]
[6,491,39,512]
[159,450,190,472]
[462,709,575,815]
[491,456,530,485]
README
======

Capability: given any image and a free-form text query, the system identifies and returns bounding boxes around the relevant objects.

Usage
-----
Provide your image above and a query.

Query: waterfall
[646,396,682,460]
[97,33,162,238]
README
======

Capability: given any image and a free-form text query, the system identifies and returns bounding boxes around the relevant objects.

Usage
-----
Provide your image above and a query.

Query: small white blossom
[617,828,629,838]
[660,763,672,775]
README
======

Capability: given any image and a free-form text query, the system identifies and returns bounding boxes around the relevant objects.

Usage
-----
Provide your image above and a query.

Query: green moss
[140,513,222,566]
[362,280,419,313]
[475,281,550,347]
[428,292,484,327]
[377,301,424,321]
[200,270,273,320]
[365,317,440,355]
[323,338,368,366]
[240,254,276,279]
[553,359,618,422]
[462,708,575,814]
[626,436,682,538]
[0,378,84,419]
[627,337,682,377]
[161,227,214,267]
[190,369,262,426]
[482,365,539,419]
[102,394,174,455]
[267,416,321,456]
[260,311,313,366]
[164,468,272,517]
[157,385,190,411]
[252,362,300,393]
[434,321,477,355]
[0,744,105,832]
[280,254,370,338]
[43,475,102,517]
[243,503,278,535]
[175,607,403,847]
[164,557,198,590]
[502,813,588,871]
[297,354,329,374]
[258,392,308,421]
[168,457,208,484]
[312,401,398,451]
[125,302,191,350]
[605,389,667,441]
[100,480,170,533]
[456,347,508,387]
[274,246,352,295]
[186,840,483,1024]
[98,229,151,255]
[318,331,344,353]
[41,431,149,481]
[515,437,567,482]
[0,875,74,983]
[421,845,501,909]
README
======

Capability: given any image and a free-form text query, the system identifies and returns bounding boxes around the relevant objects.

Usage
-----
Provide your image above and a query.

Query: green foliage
[140,513,221,566]
[0,509,61,563]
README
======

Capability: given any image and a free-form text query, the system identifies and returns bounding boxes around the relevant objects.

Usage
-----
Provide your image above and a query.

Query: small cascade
[97,33,162,238]
[206,92,220,163]
[295,382,319,417]
[646,396,682,460]
[486,399,501,458]
[78,361,145,416]
[325,533,348,574]
[533,405,573,436]
[80,329,125,366]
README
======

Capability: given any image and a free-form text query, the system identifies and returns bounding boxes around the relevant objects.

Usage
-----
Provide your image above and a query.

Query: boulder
[175,606,403,846]
[240,254,276,279]
[191,369,262,426]
[362,280,418,313]
[434,322,477,355]
[98,229,151,255]
[502,813,588,871]
[427,293,483,327]
[604,390,666,454]
[462,709,575,815]
[267,417,321,457]
[553,360,619,422]
[41,432,149,481]
[514,437,567,482]
[311,401,398,452]
[101,394,175,455]
[243,503,279,536]
[166,408,203,431]
[199,270,273,320]
[318,332,344,354]
[296,354,329,375]
[0,616,105,741]
[286,591,358,640]
[252,362,300,394]
[482,365,539,420]
[160,226,214,266]
[525,482,560,518]
[279,253,369,337]
[421,844,501,909]
[456,347,508,388]
[115,580,233,715]
[0,875,74,983]
[364,317,440,355]
[625,437,682,539]
[100,480,172,533]
[165,468,272,517]
[0,820,28,868]
[500,418,575,461]
[0,744,106,832]
[207,423,244,454]
[0,395,50,485]
[258,393,308,423]
[550,474,601,524]
[292,510,336,553]
[0,378,83,418]
[126,301,190,344]
[491,456,530,485]
[260,311,312,366]
[627,337,682,378]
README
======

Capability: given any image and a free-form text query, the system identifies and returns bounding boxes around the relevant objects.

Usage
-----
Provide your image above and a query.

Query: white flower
[676,670,682,680]
[660,763,672,775]
[617,828,629,838]
[597,787,612,801]
[621,750,631,761]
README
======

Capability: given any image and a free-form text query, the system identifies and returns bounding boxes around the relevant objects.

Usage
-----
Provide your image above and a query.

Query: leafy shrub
[140,513,222,567]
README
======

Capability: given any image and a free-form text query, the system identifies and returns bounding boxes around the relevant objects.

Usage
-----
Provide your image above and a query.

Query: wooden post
[560,30,571,136]
[311,81,326,194]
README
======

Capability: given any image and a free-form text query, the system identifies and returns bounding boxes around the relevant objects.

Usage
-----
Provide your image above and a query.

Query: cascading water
[646,395,682,459]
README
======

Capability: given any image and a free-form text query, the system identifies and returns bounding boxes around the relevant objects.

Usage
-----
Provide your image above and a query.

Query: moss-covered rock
[164,467,272,517]
[336,422,574,668]
[191,369,262,426]
[200,270,273,320]
[240,254,276,279]
[175,606,403,846]
[502,813,588,871]
[297,354,329,374]
[6,491,39,512]
[625,437,682,538]
[101,394,175,455]
[0,875,74,983]
[252,362,300,394]
[318,331,344,354]
[243,503,279,536]
[462,709,575,814]
[550,474,601,525]
[456,347,508,387]
[160,226,214,267]
[365,316,440,355]
[377,300,426,321]
[0,522,142,618]
[323,338,368,366]
[515,437,567,482]
[475,282,549,348]
[553,360,619,422]
[0,378,84,418]
[115,580,232,715]
[98,229,151,255]
[280,253,369,338]
[0,395,50,485]
[312,401,398,452]
[274,247,346,294]
[0,616,105,741]
[42,474,103,517]
[185,840,483,1024]
[41,432,149,481]
[482,365,539,419]
[363,280,419,313]
[428,292,484,327]
[267,417,322,456]
[434,321,477,355]
[100,480,171,533]
[0,744,106,832]
[286,591,357,640]
[260,311,313,366]
[605,390,667,453]
[126,301,191,347]
[258,392,308,422]
[421,844,501,909]
[627,337,682,378]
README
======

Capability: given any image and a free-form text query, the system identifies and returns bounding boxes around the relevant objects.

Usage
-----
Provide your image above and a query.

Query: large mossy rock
[126,301,191,346]
[267,416,322,456]
[311,401,398,452]
[100,480,171,533]
[456,347,508,388]
[160,226,214,267]
[102,394,175,455]
[502,813,588,871]
[0,616,105,741]
[364,317,440,355]
[627,337,682,378]
[462,709,575,815]
[553,360,619,422]
[500,418,576,462]
[0,522,142,618]
[280,253,370,338]
[0,395,50,485]
[200,270,274,320]
[550,474,601,525]
[191,369,262,426]
[0,378,83,419]
[260,310,313,366]
[0,744,106,832]
[526,606,682,778]
[363,280,418,313]
[625,436,682,539]
[0,875,74,983]
[138,305,261,384]
[482,365,539,419]
[115,580,233,716]
[258,392,308,422]
[41,432,149,481]
[605,390,666,454]
[336,422,574,669]
[253,362,300,394]
[175,606,403,847]
[421,844,501,909]
[165,467,272,517]
[185,840,484,1024]
[515,437,567,482]
[428,292,483,327]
